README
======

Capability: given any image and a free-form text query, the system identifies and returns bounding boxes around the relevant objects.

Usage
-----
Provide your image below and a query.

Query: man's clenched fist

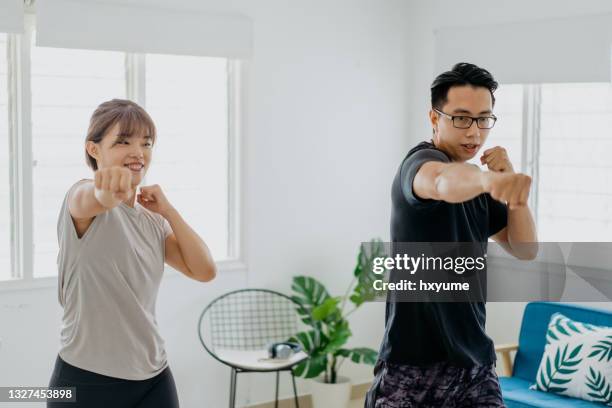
[480,146,514,173]
[482,171,532,210]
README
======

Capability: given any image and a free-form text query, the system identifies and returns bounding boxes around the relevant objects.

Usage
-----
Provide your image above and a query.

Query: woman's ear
[86,141,99,160]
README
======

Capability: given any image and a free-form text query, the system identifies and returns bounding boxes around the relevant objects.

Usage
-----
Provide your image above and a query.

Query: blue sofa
[496,302,612,407]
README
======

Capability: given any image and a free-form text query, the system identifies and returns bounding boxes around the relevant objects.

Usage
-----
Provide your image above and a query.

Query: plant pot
[310,375,352,408]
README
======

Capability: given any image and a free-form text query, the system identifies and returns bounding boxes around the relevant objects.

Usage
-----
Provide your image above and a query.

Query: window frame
[0,15,245,292]
[521,84,541,224]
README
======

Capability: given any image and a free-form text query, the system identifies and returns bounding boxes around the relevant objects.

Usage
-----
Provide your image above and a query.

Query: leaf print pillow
[530,313,612,406]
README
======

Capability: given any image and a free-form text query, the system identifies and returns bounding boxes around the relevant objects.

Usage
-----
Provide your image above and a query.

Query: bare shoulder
[67,179,94,222]
[68,178,93,196]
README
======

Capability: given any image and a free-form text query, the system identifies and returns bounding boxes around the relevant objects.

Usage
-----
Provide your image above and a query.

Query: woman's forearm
[163,208,216,281]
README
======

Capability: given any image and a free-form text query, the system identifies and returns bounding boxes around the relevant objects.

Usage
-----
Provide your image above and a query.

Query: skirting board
[247,381,372,408]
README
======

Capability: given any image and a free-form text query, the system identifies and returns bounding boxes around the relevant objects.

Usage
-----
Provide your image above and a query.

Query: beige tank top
[56,179,173,380]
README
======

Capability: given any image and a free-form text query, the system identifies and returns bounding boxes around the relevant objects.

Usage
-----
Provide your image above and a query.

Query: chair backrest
[198,289,309,361]
[513,302,612,382]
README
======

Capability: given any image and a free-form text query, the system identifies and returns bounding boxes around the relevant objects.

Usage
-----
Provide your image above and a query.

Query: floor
[349,397,365,408]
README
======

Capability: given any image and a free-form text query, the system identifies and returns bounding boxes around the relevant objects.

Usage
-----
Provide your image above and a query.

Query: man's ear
[429,109,439,134]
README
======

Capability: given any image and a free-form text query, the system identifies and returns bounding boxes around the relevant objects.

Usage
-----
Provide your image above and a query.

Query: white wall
[0,0,412,407]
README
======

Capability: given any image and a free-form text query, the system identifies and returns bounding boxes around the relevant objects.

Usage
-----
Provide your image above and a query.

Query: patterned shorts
[364,359,506,408]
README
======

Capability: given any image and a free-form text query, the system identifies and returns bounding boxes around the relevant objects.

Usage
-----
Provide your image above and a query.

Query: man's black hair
[430,62,498,110]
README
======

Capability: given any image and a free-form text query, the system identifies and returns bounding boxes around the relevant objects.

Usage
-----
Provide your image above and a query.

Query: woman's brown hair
[85,99,156,171]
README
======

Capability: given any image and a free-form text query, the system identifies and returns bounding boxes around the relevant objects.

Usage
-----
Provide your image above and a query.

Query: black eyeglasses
[434,108,497,129]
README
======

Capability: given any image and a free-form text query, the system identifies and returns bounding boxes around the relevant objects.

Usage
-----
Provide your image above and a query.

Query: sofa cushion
[514,302,612,383]
[530,313,612,406]
[501,377,605,408]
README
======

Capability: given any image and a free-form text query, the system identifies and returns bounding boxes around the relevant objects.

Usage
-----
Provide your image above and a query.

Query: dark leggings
[47,354,179,408]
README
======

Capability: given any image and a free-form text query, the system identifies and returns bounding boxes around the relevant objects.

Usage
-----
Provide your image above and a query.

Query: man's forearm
[435,163,486,203]
[507,206,537,243]
[507,206,538,261]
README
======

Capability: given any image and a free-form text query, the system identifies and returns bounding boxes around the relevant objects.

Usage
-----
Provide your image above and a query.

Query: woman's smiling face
[86,122,154,187]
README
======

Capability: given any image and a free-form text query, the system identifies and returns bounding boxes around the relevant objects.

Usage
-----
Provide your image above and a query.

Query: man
[365,62,537,407]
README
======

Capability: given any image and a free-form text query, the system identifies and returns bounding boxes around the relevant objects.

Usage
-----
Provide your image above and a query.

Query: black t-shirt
[378,141,508,367]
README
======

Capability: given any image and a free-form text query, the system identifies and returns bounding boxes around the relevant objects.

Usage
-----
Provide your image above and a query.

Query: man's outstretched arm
[414,160,532,210]
[414,155,538,260]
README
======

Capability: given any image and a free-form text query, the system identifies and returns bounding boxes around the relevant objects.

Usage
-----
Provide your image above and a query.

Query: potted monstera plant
[288,239,386,408]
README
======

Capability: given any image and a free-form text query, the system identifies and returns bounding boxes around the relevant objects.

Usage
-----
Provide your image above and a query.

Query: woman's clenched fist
[94,166,134,208]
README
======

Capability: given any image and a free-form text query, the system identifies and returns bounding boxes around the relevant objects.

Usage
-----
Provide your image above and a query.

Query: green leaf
[550,377,572,385]
[566,321,582,334]
[292,351,327,379]
[350,239,388,306]
[588,338,612,363]
[586,367,612,405]
[539,343,584,395]
[289,330,320,353]
[336,348,378,365]
[547,330,559,343]
[556,324,570,337]
[289,331,329,379]
[568,344,583,359]
[291,276,330,312]
[312,297,341,322]
[322,320,351,354]
[538,370,548,391]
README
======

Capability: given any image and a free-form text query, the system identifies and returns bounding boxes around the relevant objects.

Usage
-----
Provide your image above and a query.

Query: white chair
[198,289,310,408]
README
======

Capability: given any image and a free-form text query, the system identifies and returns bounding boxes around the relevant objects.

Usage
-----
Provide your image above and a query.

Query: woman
[47,99,216,408]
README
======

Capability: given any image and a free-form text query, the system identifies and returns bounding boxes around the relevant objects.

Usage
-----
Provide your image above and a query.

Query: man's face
[429,85,493,162]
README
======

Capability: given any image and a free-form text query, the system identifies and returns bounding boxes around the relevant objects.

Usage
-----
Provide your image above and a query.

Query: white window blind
[435,14,612,84]
[0,0,24,34]
[36,0,252,59]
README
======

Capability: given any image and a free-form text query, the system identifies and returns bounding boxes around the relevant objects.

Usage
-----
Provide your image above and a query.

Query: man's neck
[429,138,463,163]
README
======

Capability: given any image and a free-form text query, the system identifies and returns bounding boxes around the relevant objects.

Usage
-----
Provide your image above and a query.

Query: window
[483,82,612,242]
[468,84,523,172]
[1,18,239,285]
[145,54,229,260]
[538,83,612,241]
[0,33,10,280]
[30,33,125,277]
